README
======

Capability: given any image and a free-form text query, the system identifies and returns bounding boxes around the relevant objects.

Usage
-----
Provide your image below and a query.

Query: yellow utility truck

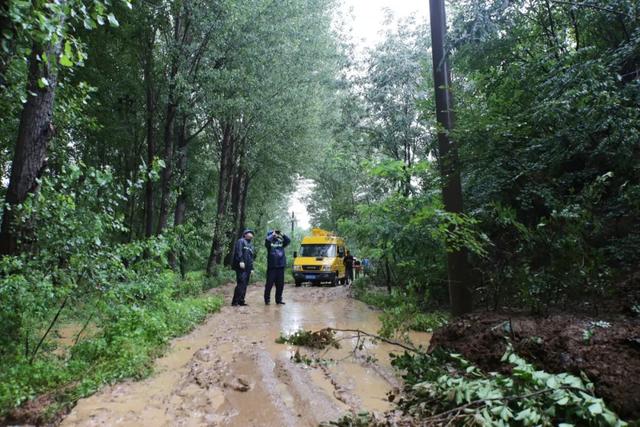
[292,228,347,287]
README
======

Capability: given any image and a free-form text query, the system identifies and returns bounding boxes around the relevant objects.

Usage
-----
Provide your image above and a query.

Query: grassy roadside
[0,271,224,424]
[351,277,449,337]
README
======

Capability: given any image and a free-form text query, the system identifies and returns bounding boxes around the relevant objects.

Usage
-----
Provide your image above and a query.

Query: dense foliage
[393,347,627,426]
[328,346,627,426]
[309,1,640,315]
[2,0,639,422]
[0,0,340,420]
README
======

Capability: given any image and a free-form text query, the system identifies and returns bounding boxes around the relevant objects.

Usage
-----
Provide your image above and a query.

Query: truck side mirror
[293,251,298,258]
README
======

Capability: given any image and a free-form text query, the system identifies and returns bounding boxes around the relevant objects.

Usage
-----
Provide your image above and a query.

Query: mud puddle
[61,284,430,426]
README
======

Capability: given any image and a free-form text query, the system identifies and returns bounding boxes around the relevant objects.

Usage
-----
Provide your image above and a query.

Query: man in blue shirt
[264,229,291,305]
[231,229,255,306]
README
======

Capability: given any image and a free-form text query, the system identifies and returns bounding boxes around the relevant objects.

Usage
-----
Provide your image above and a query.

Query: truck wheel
[331,274,338,287]
[339,277,346,286]
[295,280,302,287]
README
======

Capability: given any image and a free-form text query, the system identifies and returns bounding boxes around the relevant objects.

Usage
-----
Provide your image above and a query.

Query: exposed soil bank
[53,283,429,427]
[429,312,640,420]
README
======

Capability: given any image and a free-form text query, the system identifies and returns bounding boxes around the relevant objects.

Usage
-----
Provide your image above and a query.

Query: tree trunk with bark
[156,98,177,234]
[0,42,60,256]
[237,172,250,236]
[169,117,188,273]
[156,11,183,235]
[206,122,236,276]
[223,158,248,267]
[143,33,157,239]
[429,0,473,316]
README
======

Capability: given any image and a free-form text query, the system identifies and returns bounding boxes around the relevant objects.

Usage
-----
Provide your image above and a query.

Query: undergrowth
[329,346,628,426]
[352,278,449,337]
[0,272,223,422]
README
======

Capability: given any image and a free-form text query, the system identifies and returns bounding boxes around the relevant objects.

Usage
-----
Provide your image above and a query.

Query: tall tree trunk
[237,172,250,236]
[143,33,157,239]
[429,0,473,316]
[223,158,247,267]
[206,123,235,276]
[216,130,237,265]
[123,125,141,242]
[156,12,182,234]
[0,42,60,256]
[169,117,188,272]
[156,98,177,234]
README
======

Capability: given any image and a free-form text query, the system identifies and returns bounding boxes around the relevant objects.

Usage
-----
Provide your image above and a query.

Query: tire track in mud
[61,283,430,426]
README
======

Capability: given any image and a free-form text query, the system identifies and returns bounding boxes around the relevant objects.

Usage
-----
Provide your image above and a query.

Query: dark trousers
[346,266,354,284]
[265,268,285,303]
[232,269,250,305]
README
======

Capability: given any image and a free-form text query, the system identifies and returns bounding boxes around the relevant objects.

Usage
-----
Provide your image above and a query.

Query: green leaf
[37,77,49,88]
[546,376,559,389]
[64,40,73,58]
[107,13,119,27]
[60,54,73,67]
[588,402,603,415]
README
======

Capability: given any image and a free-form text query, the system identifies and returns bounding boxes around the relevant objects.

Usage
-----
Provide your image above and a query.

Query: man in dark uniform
[231,229,255,306]
[343,250,355,285]
[264,229,291,305]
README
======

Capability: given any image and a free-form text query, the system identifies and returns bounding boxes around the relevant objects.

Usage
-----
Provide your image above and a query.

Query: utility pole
[290,211,296,241]
[429,0,473,316]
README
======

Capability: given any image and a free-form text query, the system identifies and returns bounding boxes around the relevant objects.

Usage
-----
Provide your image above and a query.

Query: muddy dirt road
[61,283,430,427]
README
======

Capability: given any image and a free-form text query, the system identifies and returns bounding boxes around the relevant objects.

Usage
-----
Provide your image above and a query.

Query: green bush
[389,347,627,426]
[0,288,223,418]
[0,164,225,420]
[353,278,449,338]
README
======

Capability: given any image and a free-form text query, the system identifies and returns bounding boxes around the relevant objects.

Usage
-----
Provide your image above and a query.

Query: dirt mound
[429,313,640,421]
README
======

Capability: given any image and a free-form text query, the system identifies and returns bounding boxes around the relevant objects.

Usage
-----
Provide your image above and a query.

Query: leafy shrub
[0,163,225,419]
[390,347,627,426]
[0,291,223,418]
[353,279,449,338]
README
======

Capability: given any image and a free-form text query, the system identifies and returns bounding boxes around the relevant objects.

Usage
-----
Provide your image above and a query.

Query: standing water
[62,284,430,427]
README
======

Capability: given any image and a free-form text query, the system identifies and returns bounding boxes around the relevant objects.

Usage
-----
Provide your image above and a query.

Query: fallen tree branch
[422,386,590,423]
[326,327,422,354]
[30,293,69,364]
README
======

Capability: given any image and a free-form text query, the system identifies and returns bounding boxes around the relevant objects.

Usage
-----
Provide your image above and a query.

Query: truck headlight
[321,266,332,271]
[293,265,302,271]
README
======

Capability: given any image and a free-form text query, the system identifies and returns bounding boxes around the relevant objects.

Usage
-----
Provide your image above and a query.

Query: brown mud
[429,312,640,420]
[58,283,430,427]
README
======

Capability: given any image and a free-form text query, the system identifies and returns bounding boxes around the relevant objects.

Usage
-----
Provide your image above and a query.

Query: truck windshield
[300,244,336,257]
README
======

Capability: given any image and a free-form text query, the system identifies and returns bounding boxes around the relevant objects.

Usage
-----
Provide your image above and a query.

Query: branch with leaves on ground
[277,328,628,426]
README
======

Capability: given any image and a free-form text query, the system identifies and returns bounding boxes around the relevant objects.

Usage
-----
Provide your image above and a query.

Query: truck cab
[292,228,347,286]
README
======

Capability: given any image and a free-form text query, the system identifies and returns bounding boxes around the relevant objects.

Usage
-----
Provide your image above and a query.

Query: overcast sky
[287,1,428,230]
[341,0,428,50]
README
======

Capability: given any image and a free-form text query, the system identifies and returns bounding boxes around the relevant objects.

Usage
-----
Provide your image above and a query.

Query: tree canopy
[1,0,639,422]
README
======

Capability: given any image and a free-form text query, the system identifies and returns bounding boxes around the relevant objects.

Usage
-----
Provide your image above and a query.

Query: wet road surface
[61,283,430,427]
